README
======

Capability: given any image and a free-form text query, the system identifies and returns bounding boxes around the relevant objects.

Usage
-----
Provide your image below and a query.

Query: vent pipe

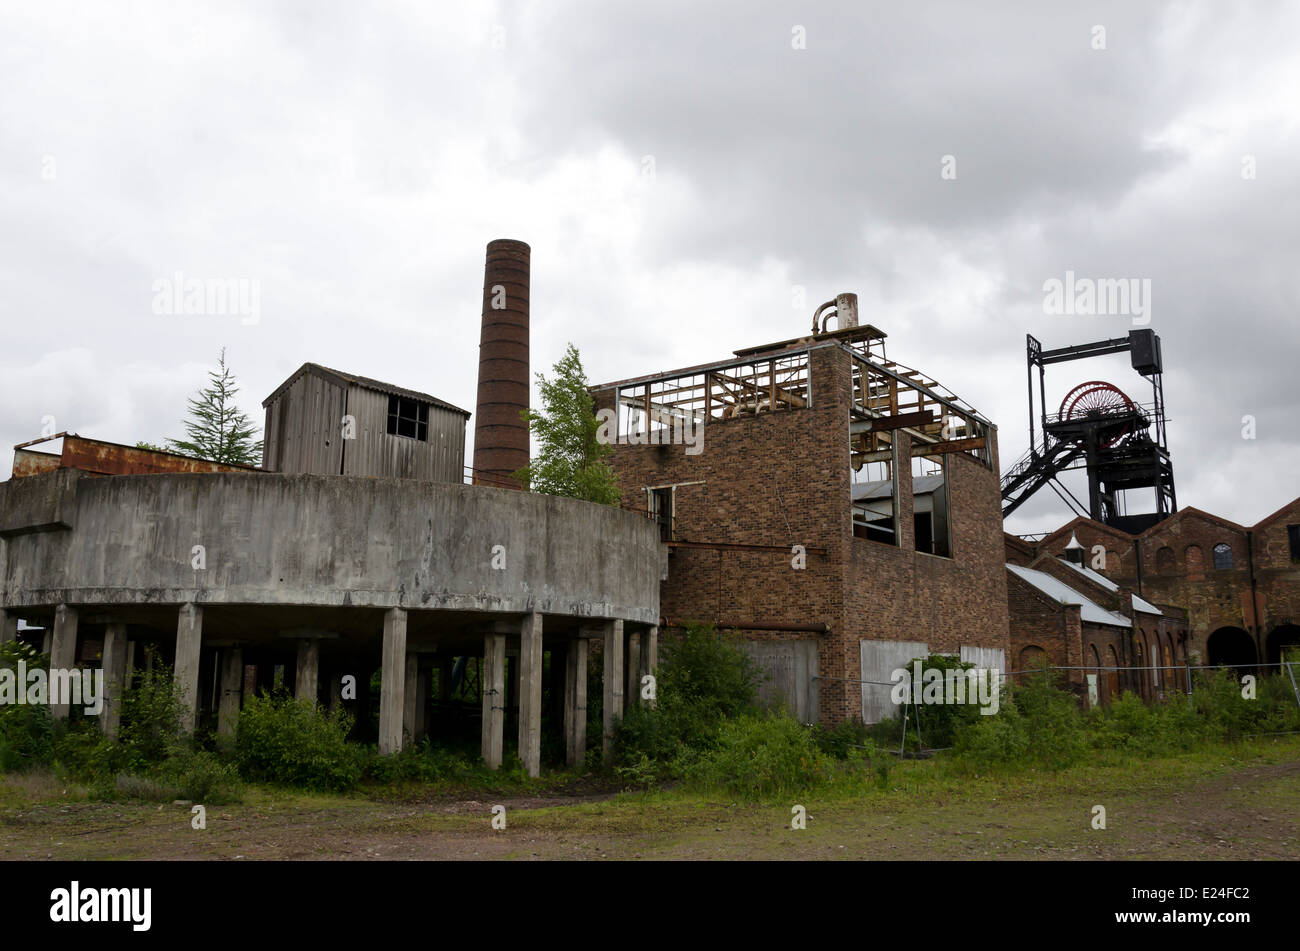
[472,239,531,489]
[811,292,859,334]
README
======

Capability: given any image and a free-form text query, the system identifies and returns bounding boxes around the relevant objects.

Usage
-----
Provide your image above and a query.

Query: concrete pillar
[641,625,658,709]
[439,656,453,701]
[175,603,203,733]
[100,623,129,738]
[415,667,428,741]
[218,647,243,736]
[518,612,543,778]
[50,604,79,720]
[328,670,342,711]
[564,637,588,767]
[603,619,624,761]
[0,609,18,645]
[403,652,419,745]
[481,634,506,769]
[379,607,407,754]
[125,640,136,692]
[295,639,320,705]
[625,629,641,710]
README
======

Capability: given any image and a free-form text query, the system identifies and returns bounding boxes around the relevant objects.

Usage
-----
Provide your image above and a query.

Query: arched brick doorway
[1207,626,1256,674]
[1106,645,1120,701]
[1266,623,1300,669]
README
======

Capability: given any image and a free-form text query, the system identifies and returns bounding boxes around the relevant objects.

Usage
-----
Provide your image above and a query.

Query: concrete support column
[403,653,420,745]
[481,634,506,769]
[564,637,588,767]
[379,607,408,754]
[518,612,543,778]
[625,629,641,710]
[175,603,203,733]
[218,647,243,736]
[329,671,342,711]
[100,623,129,738]
[439,656,453,701]
[0,609,18,645]
[603,619,624,761]
[295,639,320,705]
[641,625,658,709]
[49,604,78,720]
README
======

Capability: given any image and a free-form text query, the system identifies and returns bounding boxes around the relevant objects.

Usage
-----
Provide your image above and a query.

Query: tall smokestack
[472,239,531,488]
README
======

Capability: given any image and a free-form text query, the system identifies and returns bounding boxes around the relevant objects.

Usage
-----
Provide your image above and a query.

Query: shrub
[235,694,362,791]
[613,622,762,778]
[814,718,872,759]
[159,748,242,803]
[1005,668,1087,769]
[953,699,1030,766]
[685,712,830,798]
[0,640,54,772]
[118,664,186,771]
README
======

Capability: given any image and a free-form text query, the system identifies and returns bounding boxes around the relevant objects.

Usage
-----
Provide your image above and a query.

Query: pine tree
[511,343,620,504]
[167,348,264,465]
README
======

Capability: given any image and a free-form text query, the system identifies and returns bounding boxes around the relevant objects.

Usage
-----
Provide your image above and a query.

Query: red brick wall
[594,343,1010,726]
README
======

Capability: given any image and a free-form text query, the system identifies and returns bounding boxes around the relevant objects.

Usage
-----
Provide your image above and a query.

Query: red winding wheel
[1058,381,1136,448]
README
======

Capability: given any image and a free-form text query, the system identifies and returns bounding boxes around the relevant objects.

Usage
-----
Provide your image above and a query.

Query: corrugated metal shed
[262,363,467,482]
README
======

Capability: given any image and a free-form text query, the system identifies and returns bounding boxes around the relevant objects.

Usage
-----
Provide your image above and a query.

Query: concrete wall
[0,470,660,623]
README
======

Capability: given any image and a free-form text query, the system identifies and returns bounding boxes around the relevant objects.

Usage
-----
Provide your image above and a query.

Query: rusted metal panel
[12,449,61,478]
[59,436,257,475]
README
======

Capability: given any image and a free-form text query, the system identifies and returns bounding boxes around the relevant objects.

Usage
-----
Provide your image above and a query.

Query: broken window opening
[648,485,674,541]
[387,395,429,441]
[852,452,898,547]
[912,454,952,558]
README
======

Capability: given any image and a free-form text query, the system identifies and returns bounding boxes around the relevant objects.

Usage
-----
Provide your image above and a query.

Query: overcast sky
[2,1,1297,535]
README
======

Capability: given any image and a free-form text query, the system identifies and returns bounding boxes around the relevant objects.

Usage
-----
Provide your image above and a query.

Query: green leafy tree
[512,343,620,504]
[167,348,263,465]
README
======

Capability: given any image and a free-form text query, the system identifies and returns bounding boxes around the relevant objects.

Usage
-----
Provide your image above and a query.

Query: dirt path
[2,758,1296,861]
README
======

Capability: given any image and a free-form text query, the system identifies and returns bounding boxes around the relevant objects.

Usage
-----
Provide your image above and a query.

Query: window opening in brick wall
[912,454,951,557]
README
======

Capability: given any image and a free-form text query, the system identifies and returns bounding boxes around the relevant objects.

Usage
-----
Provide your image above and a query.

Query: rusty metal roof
[262,363,471,416]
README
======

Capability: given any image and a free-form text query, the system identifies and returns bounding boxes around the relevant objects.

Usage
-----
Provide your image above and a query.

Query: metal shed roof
[262,362,471,416]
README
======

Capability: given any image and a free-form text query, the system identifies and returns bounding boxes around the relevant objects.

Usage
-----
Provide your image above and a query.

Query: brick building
[1006,499,1300,673]
[591,308,1010,727]
[1005,541,1189,705]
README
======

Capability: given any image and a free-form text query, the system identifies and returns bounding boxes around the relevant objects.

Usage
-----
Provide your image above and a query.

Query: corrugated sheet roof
[1131,594,1163,616]
[1007,563,1131,627]
[1058,557,1120,592]
[852,474,945,501]
[263,363,471,416]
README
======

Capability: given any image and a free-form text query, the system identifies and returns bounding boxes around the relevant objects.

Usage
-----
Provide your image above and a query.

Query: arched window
[1213,543,1233,570]
[1185,544,1204,573]
[1155,546,1175,574]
